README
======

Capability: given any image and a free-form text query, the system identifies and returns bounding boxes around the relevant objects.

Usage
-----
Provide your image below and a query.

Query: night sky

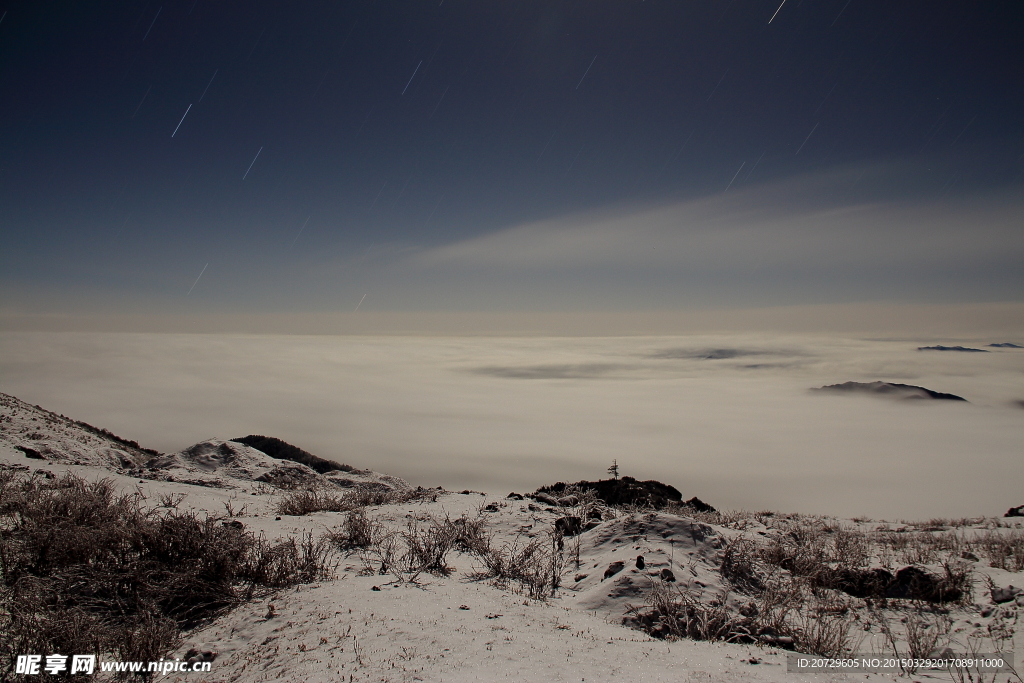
[2,0,1023,325]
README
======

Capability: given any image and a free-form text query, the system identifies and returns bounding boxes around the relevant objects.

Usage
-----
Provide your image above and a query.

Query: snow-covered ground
[1,392,1021,683]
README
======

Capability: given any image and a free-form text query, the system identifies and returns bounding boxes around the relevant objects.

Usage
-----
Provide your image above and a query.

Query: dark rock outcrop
[917,345,988,352]
[1006,505,1024,518]
[537,476,685,510]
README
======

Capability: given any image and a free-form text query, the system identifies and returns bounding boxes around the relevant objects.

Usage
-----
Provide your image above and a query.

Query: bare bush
[328,509,383,550]
[469,532,563,599]
[157,492,186,509]
[873,606,952,675]
[968,529,1024,571]
[0,471,332,669]
[276,485,439,516]
[275,487,353,515]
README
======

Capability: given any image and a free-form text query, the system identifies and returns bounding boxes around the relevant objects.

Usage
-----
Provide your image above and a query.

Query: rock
[961,551,979,561]
[482,503,500,512]
[603,561,626,581]
[557,495,580,507]
[660,568,676,582]
[989,343,1024,348]
[758,635,795,648]
[221,520,244,530]
[991,586,1021,604]
[825,567,894,598]
[681,496,716,513]
[506,492,524,500]
[917,345,989,352]
[16,445,45,460]
[635,555,645,569]
[885,566,962,602]
[554,516,583,536]
[574,573,588,582]
[371,586,381,591]
[534,492,560,506]
[1005,505,1024,517]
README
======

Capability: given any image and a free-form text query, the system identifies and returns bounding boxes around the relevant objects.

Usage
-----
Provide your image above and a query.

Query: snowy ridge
[146,438,408,491]
[0,392,156,469]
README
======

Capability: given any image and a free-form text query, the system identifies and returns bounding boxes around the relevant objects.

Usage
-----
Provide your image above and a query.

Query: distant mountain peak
[812,381,967,401]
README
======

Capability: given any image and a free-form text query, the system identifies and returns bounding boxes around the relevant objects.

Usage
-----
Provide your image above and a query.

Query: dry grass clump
[967,529,1024,571]
[627,578,854,657]
[276,485,439,516]
[0,471,332,670]
[329,509,563,599]
[331,513,495,583]
[469,532,564,599]
[629,513,981,658]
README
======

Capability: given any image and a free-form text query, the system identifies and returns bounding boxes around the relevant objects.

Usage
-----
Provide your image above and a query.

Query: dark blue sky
[2,0,1022,321]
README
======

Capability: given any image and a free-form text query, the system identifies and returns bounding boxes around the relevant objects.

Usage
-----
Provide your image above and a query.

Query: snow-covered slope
[0,392,157,469]
[146,438,408,491]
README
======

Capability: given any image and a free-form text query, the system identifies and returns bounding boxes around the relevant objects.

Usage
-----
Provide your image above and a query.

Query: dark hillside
[537,476,686,509]
[230,435,354,474]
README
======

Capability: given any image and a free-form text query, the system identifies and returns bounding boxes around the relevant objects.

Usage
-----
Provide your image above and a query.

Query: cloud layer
[2,331,1022,520]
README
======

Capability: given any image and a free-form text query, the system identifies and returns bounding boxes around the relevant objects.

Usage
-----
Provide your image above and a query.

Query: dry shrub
[0,471,332,671]
[276,485,439,516]
[469,532,563,599]
[335,513,496,584]
[968,529,1024,571]
[402,518,460,579]
[788,608,854,658]
[629,575,853,657]
[719,538,767,593]
[631,582,739,642]
[873,606,953,675]
[275,487,352,515]
[329,509,383,550]
[243,532,333,589]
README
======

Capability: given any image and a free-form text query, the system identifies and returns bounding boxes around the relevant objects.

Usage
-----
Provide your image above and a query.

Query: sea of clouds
[1,331,1021,520]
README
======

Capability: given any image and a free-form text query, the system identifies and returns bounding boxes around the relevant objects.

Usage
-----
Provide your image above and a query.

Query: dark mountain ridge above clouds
[812,381,967,401]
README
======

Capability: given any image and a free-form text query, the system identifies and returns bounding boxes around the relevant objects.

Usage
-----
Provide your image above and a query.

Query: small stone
[459,604,469,610]
[603,561,625,581]
[371,586,381,591]
[992,586,1021,604]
